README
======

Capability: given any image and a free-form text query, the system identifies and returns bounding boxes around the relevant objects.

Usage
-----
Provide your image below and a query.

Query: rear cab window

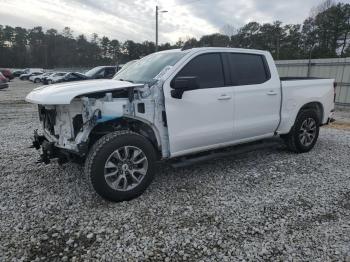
[227,53,270,86]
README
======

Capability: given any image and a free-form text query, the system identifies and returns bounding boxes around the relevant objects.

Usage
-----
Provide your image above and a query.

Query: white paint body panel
[232,52,281,140]
[278,79,335,134]
[165,86,235,154]
[25,79,143,105]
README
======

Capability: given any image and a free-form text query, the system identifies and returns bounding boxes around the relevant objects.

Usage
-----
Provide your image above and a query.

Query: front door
[163,53,235,157]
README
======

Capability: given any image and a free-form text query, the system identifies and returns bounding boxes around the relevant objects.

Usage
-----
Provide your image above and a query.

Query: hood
[25,79,143,105]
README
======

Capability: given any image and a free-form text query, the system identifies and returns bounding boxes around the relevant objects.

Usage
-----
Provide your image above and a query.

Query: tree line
[0,0,349,68]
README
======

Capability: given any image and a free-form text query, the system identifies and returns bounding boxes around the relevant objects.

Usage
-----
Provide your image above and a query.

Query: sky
[1,0,350,44]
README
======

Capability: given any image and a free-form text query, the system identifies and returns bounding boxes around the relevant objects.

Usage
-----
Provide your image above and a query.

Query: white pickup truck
[26,47,335,202]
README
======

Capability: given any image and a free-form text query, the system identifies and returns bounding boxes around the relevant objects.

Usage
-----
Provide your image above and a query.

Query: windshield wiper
[118,79,134,83]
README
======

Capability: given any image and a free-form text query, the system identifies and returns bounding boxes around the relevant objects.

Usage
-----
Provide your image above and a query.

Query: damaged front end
[28,80,169,165]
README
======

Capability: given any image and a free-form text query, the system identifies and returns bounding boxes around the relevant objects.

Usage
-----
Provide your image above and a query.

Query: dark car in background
[12,70,25,77]
[54,72,88,84]
[13,70,24,77]
[0,72,9,89]
[84,66,117,79]
[0,69,14,81]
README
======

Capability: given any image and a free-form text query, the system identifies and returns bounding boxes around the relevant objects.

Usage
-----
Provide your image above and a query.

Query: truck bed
[277,78,335,134]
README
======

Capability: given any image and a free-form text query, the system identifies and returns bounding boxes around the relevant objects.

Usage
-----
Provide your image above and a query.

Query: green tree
[199,33,230,47]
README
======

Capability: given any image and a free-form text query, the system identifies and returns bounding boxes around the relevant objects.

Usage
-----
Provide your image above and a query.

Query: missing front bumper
[30,130,79,165]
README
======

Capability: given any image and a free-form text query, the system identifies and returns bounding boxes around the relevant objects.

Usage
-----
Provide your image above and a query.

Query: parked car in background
[12,69,25,77]
[43,72,67,85]
[0,69,14,81]
[20,72,43,81]
[19,68,44,80]
[54,72,88,84]
[84,66,117,79]
[0,72,9,89]
[30,72,53,83]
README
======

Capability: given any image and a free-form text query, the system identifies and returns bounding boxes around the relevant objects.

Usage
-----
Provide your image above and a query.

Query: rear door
[164,52,235,156]
[227,53,281,140]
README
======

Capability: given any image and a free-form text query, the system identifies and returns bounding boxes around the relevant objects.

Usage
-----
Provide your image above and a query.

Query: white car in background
[29,72,53,83]
[19,68,44,80]
[45,72,68,85]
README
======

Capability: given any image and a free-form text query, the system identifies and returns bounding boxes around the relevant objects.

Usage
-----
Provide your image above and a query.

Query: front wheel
[282,110,320,153]
[85,131,157,202]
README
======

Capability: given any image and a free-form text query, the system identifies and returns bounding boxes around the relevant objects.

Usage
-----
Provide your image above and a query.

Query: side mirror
[171,76,199,99]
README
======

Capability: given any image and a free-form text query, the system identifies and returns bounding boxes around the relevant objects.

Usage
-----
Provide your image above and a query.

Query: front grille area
[38,105,56,136]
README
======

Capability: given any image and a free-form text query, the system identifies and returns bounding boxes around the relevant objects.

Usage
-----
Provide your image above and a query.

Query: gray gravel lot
[1,79,350,261]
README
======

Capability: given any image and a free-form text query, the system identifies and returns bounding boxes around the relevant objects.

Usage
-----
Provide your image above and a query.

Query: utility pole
[156,5,158,52]
[155,5,168,52]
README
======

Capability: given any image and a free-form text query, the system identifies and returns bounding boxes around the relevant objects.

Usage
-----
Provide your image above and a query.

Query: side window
[68,74,78,80]
[177,53,225,89]
[228,53,269,86]
[96,69,105,77]
[105,67,116,78]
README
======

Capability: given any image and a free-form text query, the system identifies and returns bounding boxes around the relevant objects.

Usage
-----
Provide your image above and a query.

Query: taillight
[333,82,337,102]
[0,74,5,81]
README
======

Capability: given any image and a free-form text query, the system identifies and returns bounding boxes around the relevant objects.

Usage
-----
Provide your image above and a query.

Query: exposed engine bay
[33,80,170,163]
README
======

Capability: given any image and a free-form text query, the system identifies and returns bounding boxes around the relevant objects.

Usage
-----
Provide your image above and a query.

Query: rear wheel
[34,78,41,83]
[85,130,157,202]
[282,110,320,153]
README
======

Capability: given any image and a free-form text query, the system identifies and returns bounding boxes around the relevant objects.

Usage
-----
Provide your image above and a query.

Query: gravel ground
[1,79,350,261]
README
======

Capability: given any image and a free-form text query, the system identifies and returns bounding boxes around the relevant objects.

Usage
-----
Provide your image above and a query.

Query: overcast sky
[1,0,349,43]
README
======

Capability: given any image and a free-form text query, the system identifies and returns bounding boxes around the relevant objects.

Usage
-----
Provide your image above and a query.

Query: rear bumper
[325,117,336,125]
[321,110,335,126]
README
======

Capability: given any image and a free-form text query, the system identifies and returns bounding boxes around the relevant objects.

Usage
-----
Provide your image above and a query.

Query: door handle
[267,91,277,96]
[218,94,232,100]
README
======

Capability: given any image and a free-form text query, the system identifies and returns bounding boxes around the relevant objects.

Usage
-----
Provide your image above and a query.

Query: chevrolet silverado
[26,47,336,202]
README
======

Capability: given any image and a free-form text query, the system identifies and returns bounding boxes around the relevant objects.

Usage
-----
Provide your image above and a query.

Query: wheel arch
[297,101,324,123]
[88,116,162,156]
[284,101,324,134]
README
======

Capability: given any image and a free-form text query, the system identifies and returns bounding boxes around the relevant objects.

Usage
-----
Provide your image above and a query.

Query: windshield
[85,67,102,77]
[118,60,137,73]
[113,51,186,84]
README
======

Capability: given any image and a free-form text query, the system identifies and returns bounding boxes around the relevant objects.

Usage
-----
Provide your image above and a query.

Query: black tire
[282,109,320,153]
[85,130,157,202]
[34,78,40,83]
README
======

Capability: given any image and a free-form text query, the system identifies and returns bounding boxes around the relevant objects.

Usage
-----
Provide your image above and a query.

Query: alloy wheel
[298,118,317,147]
[104,146,148,191]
